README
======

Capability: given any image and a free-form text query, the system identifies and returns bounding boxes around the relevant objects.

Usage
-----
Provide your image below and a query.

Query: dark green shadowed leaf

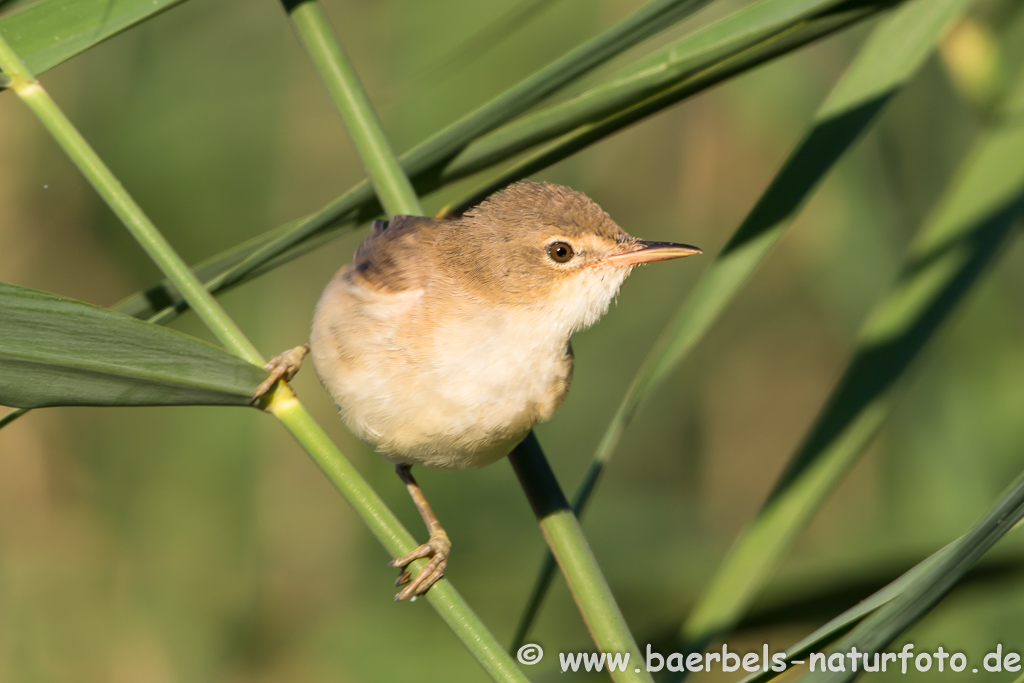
[0,0,188,76]
[0,283,266,408]
[511,0,958,650]
[681,51,1024,653]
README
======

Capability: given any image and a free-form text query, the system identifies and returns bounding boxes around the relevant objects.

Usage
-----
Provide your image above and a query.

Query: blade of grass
[739,457,1024,683]
[114,204,367,322]
[681,53,1024,653]
[510,0,944,648]
[0,0,189,76]
[442,0,883,183]
[446,0,890,215]
[0,282,266,407]
[736,549,1024,637]
[288,7,650,679]
[404,0,567,89]
[736,550,949,683]
[0,35,529,683]
[797,462,1024,683]
[395,0,715,179]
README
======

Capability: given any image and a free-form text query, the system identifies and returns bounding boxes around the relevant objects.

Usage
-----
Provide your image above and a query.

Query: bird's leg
[252,344,310,401]
[390,464,451,601]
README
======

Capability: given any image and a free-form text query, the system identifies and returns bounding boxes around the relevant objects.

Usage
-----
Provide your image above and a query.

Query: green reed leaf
[449,1,884,216]
[0,0,188,76]
[739,456,1024,683]
[0,282,264,408]
[795,463,1024,682]
[444,0,875,183]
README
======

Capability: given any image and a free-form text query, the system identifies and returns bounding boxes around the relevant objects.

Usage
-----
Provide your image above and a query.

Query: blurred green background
[2,0,1024,680]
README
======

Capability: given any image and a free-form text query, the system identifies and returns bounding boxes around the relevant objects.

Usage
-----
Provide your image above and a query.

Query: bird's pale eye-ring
[547,241,574,263]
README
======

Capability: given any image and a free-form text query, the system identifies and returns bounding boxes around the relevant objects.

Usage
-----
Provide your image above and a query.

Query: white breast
[310,263,628,469]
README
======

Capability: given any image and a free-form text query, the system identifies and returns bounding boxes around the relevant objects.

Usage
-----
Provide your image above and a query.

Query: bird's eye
[547,242,574,263]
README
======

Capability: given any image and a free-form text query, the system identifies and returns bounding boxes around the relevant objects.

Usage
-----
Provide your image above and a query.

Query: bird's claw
[252,344,310,403]
[390,533,450,601]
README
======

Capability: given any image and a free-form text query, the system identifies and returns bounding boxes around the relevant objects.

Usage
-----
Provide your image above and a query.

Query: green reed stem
[510,433,651,683]
[282,0,420,216]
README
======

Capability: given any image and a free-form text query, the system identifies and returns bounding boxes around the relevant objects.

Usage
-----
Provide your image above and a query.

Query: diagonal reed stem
[0,32,526,683]
[282,3,650,680]
[510,434,647,677]
[282,0,420,216]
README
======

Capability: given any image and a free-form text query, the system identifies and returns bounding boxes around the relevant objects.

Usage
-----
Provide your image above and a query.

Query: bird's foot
[389,532,450,601]
[252,344,310,402]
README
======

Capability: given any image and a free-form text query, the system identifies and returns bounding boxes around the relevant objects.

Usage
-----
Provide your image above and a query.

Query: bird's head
[443,181,700,334]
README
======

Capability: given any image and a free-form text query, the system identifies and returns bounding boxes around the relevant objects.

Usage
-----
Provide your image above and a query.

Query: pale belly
[310,271,573,469]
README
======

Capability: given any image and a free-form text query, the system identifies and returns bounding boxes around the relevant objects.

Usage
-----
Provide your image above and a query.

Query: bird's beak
[597,240,702,267]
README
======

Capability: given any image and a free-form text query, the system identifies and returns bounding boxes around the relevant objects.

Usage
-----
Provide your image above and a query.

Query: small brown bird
[256,181,700,600]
